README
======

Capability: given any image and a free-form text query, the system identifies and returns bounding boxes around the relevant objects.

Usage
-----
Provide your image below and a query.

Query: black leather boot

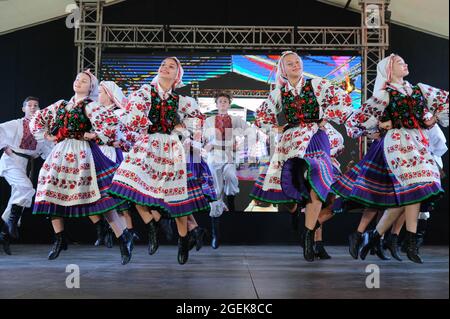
[375,236,391,261]
[300,221,320,249]
[405,231,423,264]
[383,233,403,261]
[147,219,160,255]
[6,204,24,239]
[118,228,134,265]
[359,230,382,260]
[94,219,106,246]
[211,217,220,249]
[226,195,235,212]
[314,241,331,259]
[416,219,427,249]
[178,234,190,265]
[0,228,11,255]
[188,230,196,251]
[302,228,316,262]
[416,231,426,250]
[104,224,114,248]
[348,231,363,259]
[48,231,68,260]
[191,227,206,251]
[400,236,408,253]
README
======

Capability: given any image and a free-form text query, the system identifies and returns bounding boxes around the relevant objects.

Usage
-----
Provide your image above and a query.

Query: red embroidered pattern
[36,189,98,202]
[215,115,232,141]
[20,118,37,150]
[117,168,187,196]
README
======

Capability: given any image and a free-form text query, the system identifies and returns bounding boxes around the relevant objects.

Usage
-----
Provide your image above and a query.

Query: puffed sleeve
[255,89,282,131]
[418,83,449,127]
[344,92,389,138]
[29,100,61,141]
[312,78,353,125]
[121,84,153,134]
[85,102,119,145]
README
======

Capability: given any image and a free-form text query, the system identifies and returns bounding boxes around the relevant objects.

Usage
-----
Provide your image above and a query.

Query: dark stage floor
[0,245,448,299]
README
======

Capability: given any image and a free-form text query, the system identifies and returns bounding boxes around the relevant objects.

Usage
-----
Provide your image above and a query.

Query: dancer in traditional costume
[249,51,353,261]
[0,97,52,255]
[30,70,134,264]
[108,57,210,264]
[383,124,448,260]
[333,54,449,263]
[203,92,251,248]
[85,80,140,248]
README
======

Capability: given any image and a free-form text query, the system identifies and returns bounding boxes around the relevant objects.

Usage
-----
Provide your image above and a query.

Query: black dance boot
[118,228,134,265]
[211,217,220,249]
[314,241,331,260]
[416,219,427,250]
[191,227,206,251]
[359,230,382,260]
[0,228,11,255]
[383,233,403,261]
[226,195,235,212]
[348,231,363,259]
[147,219,160,255]
[405,231,423,264]
[400,236,408,253]
[6,204,24,239]
[374,236,391,260]
[94,220,106,246]
[48,231,68,260]
[302,228,316,262]
[178,234,190,265]
[300,221,320,249]
[188,231,196,251]
[104,224,114,248]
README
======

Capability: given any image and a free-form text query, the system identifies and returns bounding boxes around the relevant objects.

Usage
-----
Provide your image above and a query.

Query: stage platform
[0,245,448,299]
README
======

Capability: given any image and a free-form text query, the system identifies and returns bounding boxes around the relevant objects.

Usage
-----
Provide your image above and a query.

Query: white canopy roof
[0,0,448,38]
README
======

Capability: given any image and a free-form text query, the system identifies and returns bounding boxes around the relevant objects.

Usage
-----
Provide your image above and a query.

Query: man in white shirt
[0,97,52,254]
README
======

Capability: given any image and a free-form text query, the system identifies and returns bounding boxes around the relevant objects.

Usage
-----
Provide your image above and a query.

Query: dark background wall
[0,0,448,245]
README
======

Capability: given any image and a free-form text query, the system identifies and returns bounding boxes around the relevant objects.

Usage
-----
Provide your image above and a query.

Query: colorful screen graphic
[100,53,362,183]
[100,54,362,109]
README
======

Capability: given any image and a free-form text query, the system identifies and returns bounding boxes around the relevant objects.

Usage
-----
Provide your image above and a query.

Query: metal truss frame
[75,0,390,156]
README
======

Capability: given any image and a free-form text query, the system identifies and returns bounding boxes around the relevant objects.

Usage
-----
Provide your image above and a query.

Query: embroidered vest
[383,85,428,129]
[281,79,320,125]
[52,98,93,141]
[147,85,181,134]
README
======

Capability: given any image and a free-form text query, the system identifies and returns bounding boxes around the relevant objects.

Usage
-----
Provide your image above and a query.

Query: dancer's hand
[83,132,97,140]
[378,120,393,130]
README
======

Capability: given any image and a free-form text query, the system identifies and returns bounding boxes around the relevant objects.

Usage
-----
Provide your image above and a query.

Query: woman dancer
[250,51,353,261]
[108,57,210,264]
[333,54,448,263]
[30,70,134,264]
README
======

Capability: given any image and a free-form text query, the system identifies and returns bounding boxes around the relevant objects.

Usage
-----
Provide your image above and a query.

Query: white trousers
[1,167,35,223]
